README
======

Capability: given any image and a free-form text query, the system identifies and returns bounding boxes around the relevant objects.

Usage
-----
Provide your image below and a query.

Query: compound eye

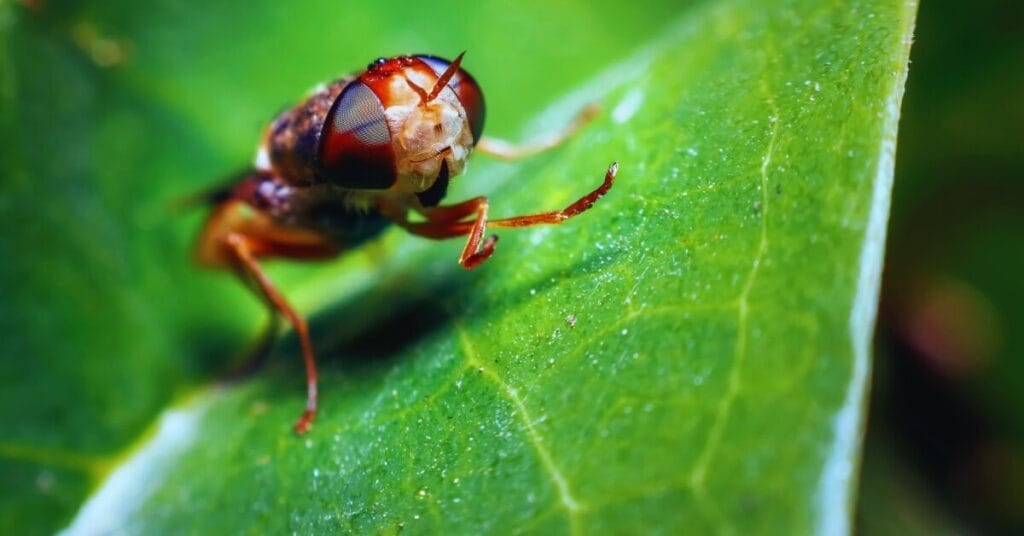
[417,55,486,144]
[319,80,396,189]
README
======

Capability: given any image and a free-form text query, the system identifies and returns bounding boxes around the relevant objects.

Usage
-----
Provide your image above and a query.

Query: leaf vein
[452,321,585,534]
[687,83,779,493]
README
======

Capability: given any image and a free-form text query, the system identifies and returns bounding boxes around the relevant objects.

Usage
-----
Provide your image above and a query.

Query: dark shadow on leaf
[316,289,454,366]
[227,242,616,397]
[179,326,257,380]
[283,268,468,372]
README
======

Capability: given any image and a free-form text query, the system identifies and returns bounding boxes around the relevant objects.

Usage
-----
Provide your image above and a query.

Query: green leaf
[1,0,916,533]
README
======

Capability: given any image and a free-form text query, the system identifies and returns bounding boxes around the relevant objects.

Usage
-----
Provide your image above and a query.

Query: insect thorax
[262,77,352,185]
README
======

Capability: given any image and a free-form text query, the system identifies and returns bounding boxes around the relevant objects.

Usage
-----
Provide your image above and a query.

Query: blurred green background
[856,0,1024,533]
[0,0,1020,533]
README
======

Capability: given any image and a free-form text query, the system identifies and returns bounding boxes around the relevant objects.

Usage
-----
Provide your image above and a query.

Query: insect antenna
[406,51,466,106]
[425,51,464,103]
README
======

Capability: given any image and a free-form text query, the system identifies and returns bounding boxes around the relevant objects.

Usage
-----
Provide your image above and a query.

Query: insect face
[319,54,485,194]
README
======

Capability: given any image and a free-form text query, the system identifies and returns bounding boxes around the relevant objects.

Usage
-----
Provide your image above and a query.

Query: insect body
[196,53,617,434]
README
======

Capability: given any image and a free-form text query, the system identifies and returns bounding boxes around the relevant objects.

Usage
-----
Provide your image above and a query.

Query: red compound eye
[319,80,397,189]
[416,55,486,144]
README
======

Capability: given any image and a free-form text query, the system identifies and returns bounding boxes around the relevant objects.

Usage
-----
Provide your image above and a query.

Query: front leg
[395,196,499,269]
[396,162,617,269]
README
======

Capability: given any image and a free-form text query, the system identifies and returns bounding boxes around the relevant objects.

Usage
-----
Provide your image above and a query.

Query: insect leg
[418,195,486,222]
[401,163,616,269]
[224,233,319,434]
[486,162,617,228]
[401,196,498,268]
[475,104,599,161]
